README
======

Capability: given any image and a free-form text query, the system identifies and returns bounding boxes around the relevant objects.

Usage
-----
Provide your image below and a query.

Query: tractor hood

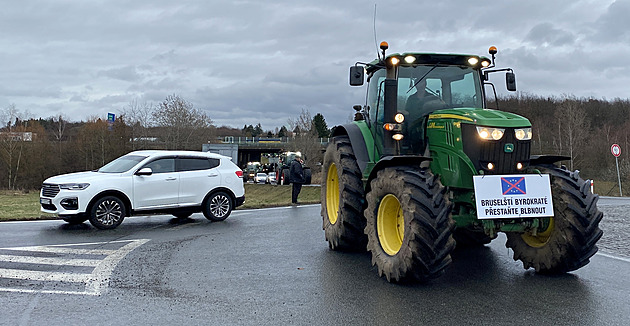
[428,108,531,128]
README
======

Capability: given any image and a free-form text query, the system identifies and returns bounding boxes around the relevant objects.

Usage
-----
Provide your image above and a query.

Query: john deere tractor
[321,42,603,282]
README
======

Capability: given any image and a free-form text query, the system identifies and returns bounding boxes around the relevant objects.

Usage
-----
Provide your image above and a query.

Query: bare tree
[122,99,154,150]
[0,104,26,189]
[553,96,590,170]
[152,95,214,150]
[287,108,323,167]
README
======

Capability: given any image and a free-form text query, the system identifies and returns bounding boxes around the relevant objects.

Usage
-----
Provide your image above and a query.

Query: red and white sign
[611,144,621,157]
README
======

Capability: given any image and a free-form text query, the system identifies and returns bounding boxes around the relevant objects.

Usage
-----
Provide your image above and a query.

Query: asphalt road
[0,198,629,326]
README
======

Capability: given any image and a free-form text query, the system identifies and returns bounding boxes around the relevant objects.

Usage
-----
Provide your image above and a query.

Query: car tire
[203,191,233,222]
[88,196,126,230]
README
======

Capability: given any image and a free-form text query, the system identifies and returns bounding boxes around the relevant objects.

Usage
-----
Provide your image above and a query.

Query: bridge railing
[219,136,330,145]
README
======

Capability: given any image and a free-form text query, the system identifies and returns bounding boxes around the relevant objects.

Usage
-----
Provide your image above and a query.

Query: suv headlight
[59,183,90,190]
[515,128,532,140]
[476,126,505,140]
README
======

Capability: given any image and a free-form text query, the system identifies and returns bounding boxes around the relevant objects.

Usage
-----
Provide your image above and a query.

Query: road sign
[611,144,621,157]
[611,144,623,196]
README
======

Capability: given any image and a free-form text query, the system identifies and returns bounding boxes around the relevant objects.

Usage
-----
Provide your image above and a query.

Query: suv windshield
[98,155,147,173]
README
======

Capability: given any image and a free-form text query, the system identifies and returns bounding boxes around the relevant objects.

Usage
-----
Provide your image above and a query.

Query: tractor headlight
[476,126,505,140]
[394,113,405,123]
[390,57,400,66]
[514,128,532,140]
[468,57,479,65]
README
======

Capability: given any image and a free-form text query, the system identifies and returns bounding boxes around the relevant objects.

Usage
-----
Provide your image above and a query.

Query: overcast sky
[1,0,628,131]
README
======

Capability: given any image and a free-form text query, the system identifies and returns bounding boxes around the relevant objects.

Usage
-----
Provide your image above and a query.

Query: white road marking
[0,268,91,283]
[3,246,116,256]
[0,239,150,296]
[0,254,101,267]
[597,252,630,263]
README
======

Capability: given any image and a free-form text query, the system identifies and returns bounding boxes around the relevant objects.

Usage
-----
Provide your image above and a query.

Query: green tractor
[276,151,312,185]
[321,42,603,282]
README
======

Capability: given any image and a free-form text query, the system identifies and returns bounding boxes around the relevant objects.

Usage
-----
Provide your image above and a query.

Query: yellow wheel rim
[521,218,555,248]
[377,194,405,255]
[326,163,339,224]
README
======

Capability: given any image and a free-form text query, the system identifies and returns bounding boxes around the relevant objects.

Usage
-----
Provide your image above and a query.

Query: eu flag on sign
[501,177,526,195]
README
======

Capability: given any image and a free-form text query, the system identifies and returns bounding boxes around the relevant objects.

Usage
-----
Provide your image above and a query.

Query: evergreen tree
[312,113,330,138]
[278,126,288,138]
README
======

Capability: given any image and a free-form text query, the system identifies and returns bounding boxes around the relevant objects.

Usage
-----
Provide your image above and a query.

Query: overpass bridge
[202,137,329,168]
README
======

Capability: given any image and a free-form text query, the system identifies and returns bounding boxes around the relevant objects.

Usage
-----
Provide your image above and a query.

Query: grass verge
[0,184,321,222]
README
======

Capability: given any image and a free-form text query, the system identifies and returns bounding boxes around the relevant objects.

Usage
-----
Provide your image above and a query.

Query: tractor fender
[529,155,571,166]
[365,155,432,193]
[331,123,371,174]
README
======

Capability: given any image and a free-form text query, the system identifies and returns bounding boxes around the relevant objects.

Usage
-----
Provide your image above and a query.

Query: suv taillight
[235,170,243,178]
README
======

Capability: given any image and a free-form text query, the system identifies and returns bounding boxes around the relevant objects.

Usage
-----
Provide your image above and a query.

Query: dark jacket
[289,159,305,184]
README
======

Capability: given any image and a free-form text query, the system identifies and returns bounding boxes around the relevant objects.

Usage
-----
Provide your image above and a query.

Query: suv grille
[42,183,60,198]
[461,124,531,174]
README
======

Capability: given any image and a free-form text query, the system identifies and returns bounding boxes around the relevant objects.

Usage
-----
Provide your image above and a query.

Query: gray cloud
[0,0,628,131]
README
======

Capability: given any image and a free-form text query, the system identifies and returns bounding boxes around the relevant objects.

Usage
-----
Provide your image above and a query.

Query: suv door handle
[166,177,177,181]
[208,173,219,177]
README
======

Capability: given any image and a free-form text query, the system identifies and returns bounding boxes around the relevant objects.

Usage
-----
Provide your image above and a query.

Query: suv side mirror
[136,167,153,176]
[349,66,364,86]
[506,72,517,92]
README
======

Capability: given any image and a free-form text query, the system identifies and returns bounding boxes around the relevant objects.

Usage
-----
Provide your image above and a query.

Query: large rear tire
[505,165,603,274]
[321,136,367,251]
[281,168,290,185]
[364,166,455,282]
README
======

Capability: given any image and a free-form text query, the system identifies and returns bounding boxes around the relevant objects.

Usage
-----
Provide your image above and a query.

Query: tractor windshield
[367,65,483,124]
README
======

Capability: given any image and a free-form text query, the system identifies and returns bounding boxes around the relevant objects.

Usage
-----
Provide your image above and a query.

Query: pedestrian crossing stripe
[0,239,149,296]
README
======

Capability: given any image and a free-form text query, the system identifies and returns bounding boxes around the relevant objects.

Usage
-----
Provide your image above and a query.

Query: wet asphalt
[0,197,628,326]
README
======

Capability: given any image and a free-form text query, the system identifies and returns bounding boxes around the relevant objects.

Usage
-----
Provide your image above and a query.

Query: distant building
[0,132,34,141]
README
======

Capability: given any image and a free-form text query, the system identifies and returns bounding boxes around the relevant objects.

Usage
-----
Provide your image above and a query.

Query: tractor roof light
[481,60,490,67]
[394,113,405,123]
[404,55,416,64]
[468,57,479,65]
[390,57,400,66]
[392,134,404,141]
[489,46,498,55]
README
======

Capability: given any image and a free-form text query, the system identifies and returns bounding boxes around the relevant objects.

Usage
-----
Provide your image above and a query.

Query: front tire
[505,165,603,274]
[321,136,367,251]
[364,166,455,282]
[89,196,125,230]
[203,191,233,221]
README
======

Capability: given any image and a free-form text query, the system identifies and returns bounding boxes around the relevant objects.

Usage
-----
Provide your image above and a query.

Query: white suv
[40,150,245,229]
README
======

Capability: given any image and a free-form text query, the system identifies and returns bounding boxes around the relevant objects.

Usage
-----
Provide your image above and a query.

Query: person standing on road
[290,154,305,205]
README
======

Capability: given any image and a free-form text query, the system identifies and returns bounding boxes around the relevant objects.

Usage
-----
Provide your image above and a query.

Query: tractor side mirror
[349,66,364,86]
[506,72,517,92]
